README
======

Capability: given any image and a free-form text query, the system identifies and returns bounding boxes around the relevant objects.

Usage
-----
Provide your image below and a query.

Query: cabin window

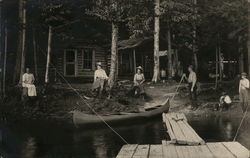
[82,49,94,70]
[64,49,77,76]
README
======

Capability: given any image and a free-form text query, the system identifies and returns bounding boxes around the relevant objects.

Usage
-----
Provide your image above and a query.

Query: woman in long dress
[92,62,108,95]
[133,66,145,96]
[22,68,37,97]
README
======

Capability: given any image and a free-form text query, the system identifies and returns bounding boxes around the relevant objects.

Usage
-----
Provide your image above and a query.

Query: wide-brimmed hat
[241,72,247,77]
[96,62,102,67]
[136,66,143,71]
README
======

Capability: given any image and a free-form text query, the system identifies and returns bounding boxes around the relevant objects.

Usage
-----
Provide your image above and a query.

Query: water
[0,115,249,158]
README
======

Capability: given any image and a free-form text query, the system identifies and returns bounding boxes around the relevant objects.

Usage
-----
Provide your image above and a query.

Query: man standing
[22,68,37,98]
[239,72,249,112]
[184,65,197,110]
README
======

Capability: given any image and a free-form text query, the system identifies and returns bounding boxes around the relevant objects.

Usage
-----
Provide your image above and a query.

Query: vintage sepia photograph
[0,0,250,157]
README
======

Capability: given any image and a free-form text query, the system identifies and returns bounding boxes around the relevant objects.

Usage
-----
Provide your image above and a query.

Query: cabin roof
[118,37,152,50]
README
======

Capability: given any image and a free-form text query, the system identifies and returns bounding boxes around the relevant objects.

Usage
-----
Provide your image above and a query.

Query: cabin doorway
[118,51,134,77]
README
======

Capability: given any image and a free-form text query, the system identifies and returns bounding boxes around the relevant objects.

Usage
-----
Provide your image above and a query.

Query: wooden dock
[116,141,249,158]
[116,112,250,158]
[162,113,205,145]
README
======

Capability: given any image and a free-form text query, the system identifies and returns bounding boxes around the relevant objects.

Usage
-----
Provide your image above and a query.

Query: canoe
[72,98,170,128]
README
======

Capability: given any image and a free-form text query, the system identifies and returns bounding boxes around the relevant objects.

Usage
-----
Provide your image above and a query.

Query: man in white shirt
[92,62,108,96]
[239,72,249,112]
[22,68,37,97]
[184,65,197,109]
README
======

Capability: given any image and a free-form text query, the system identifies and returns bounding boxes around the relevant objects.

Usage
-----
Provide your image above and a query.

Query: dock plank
[148,144,163,158]
[179,146,192,158]
[132,145,150,158]
[116,144,138,158]
[164,113,205,145]
[162,140,178,158]
[197,145,215,158]
[177,113,188,121]
[207,143,235,158]
[183,121,205,145]
[185,146,200,158]
[175,145,186,158]
[176,120,198,145]
[163,114,177,143]
[222,142,250,158]
[166,114,187,144]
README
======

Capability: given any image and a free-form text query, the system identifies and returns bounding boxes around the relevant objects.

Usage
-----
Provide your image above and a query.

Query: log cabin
[118,37,175,80]
[53,40,108,82]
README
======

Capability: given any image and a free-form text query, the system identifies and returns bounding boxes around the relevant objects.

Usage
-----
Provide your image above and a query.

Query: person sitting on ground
[239,72,249,112]
[92,62,108,96]
[217,91,232,111]
[133,66,145,96]
[22,68,37,98]
[183,65,197,110]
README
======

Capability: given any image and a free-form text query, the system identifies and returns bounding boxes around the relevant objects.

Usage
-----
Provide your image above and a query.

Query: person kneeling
[217,91,232,111]
[22,68,37,100]
[133,66,145,97]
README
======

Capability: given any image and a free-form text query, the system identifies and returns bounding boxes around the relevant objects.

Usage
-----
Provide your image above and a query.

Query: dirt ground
[0,79,245,123]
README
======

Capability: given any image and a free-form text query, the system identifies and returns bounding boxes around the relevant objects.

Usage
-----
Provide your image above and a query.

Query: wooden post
[45,26,52,84]
[133,49,136,73]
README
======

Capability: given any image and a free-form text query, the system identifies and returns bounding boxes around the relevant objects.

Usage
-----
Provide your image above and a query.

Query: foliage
[86,0,129,23]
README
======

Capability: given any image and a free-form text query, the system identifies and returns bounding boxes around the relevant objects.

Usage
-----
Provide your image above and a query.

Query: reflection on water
[0,115,250,158]
[21,137,37,158]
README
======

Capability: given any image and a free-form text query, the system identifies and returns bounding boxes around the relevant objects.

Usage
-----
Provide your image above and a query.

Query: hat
[221,91,227,95]
[188,65,194,69]
[96,62,102,67]
[136,66,143,71]
[241,72,247,77]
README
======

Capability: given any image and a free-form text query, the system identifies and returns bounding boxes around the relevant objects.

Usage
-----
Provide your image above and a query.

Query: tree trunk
[0,0,3,96]
[152,0,160,83]
[218,44,222,81]
[238,36,244,73]
[13,0,24,84]
[108,22,118,88]
[45,26,52,84]
[32,28,38,79]
[133,49,136,73]
[239,53,244,73]
[3,26,7,97]
[167,28,172,80]
[18,0,26,85]
[215,47,218,89]
[193,0,198,72]
[248,2,250,75]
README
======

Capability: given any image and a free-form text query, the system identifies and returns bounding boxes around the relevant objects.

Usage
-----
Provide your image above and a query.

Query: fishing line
[233,103,250,141]
[37,45,129,145]
[170,75,184,102]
